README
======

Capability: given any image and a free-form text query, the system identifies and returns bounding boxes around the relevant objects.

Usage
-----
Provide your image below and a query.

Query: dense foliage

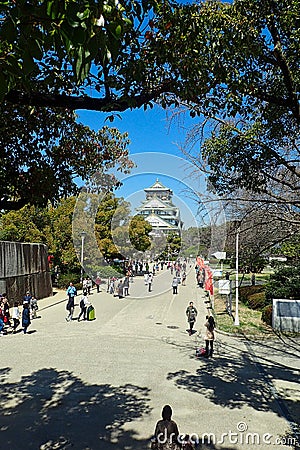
[0,194,152,275]
[265,264,300,301]
[1,0,300,213]
[0,101,132,210]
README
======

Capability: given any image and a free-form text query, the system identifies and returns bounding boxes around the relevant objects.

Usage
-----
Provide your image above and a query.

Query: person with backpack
[78,292,90,321]
[186,301,198,335]
[205,315,216,357]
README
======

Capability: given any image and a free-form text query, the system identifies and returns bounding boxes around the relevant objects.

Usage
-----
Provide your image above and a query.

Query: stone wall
[0,241,52,301]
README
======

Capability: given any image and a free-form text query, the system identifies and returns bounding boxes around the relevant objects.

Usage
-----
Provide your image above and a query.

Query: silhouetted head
[162,405,172,421]
[208,315,215,328]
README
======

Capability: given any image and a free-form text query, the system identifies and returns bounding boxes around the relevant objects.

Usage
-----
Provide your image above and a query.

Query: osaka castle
[136,179,183,236]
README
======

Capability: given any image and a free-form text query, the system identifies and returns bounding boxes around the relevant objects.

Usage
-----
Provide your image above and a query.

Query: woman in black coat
[22,303,31,334]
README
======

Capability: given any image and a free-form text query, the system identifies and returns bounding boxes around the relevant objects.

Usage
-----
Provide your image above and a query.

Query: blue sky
[76,106,209,228]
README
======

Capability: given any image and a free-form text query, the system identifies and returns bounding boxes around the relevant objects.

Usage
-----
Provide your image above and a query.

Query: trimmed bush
[247,292,266,310]
[239,285,265,304]
[261,305,273,326]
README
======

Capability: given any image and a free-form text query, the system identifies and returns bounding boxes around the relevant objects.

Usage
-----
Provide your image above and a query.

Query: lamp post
[234,225,240,326]
[80,231,86,285]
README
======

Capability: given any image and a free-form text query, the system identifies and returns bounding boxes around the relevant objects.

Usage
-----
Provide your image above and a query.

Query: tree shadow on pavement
[166,340,299,417]
[0,367,151,450]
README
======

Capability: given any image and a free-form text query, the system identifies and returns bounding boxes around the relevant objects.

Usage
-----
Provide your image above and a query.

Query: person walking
[148,272,153,292]
[95,276,101,293]
[22,302,31,334]
[117,280,124,299]
[66,282,77,322]
[23,291,32,305]
[2,297,11,326]
[144,272,149,286]
[172,276,178,294]
[186,301,198,335]
[123,276,130,296]
[12,301,20,333]
[82,277,88,293]
[86,277,93,295]
[30,296,38,319]
[181,271,187,286]
[78,292,90,321]
[205,315,216,357]
[151,405,181,450]
[108,278,115,294]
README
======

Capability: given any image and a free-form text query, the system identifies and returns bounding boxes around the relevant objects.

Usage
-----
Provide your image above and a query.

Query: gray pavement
[2,268,300,450]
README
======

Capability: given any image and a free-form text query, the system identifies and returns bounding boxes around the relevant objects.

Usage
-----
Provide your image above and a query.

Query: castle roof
[144,179,172,193]
[136,196,176,211]
[145,213,178,230]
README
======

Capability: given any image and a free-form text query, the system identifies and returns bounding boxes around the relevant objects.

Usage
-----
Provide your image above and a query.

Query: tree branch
[267,3,300,121]
[4,88,166,112]
[0,198,27,211]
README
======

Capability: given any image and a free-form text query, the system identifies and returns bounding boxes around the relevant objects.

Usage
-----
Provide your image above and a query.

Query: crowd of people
[0,291,39,335]
[2,255,215,447]
[65,281,95,322]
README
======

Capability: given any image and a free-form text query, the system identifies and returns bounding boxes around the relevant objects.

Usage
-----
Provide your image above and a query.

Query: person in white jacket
[12,301,20,333]
[78,293,90,321]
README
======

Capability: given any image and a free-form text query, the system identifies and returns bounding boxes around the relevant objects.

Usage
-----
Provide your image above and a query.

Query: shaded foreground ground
[2,269,300,449]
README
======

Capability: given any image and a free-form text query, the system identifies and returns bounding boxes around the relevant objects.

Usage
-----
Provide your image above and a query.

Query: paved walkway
[2,268,299,450]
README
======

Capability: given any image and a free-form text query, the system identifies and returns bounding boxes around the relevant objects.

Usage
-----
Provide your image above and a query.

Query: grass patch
[213,294,273,337]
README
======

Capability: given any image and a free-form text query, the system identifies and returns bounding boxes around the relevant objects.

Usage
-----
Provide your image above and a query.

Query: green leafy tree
[47,197,79,271]
[95,193,152,260]
[129,215,152,252]
[3,0,298,122]
[0,101,132,210]
[265,233,300,300]
[94,193,129,260]
[265,264,300,301]
[172,0,300,209]
[0,0,172,110]
[0,205,49,243]
[166,232,181,258]
[2,0,300,217]
[0,198,79,272]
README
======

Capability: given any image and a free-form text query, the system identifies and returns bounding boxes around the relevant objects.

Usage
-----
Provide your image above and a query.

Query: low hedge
[261,305,273,326]
[247,292,267,310]
[239,285,265,304]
